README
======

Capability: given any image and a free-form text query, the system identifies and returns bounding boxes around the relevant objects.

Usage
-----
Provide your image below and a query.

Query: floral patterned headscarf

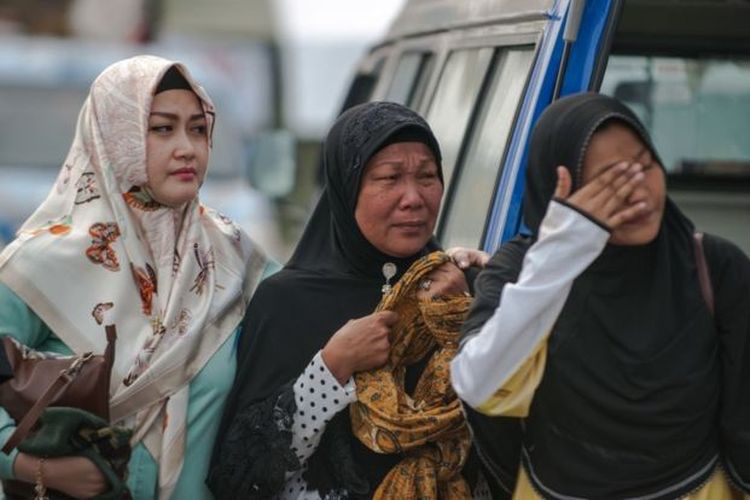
[0,55,266,497]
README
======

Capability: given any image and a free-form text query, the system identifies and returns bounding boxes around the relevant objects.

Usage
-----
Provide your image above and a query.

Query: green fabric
[18,407,131,500]
[0,260,279,498]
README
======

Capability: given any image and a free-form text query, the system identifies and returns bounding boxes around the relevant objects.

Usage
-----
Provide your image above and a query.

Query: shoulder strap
[1,326,117,455]
[693,232,715,317]
[1,367,77,454]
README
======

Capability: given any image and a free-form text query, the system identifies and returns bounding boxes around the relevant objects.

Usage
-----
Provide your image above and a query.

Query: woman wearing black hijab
[207,102,493,499]
[452,93,750,499]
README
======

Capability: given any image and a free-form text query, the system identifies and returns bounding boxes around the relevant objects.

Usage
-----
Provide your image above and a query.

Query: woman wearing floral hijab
[0,55,270,498]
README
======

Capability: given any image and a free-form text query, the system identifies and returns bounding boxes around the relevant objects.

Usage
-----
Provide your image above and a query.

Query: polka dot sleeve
[289,350,356,467]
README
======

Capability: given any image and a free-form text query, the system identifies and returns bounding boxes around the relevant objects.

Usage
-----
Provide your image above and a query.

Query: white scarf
[0,55,266,498]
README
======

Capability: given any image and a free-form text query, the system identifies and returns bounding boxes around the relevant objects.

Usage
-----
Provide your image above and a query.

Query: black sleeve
[454,236,531,499]
[460,235,532,342]
[704,234,750,492]
[206,380,301,499]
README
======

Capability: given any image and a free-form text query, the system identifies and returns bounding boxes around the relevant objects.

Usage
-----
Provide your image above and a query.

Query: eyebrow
[149,112,205,121]
[373,157,436,168]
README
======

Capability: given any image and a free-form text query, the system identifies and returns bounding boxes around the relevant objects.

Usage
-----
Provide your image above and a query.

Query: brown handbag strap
[693,232,715,317]
[1,325,117,455]
[1,366,78,454]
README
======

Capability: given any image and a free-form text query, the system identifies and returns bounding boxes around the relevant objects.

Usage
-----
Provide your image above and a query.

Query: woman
[451,93,750,499]
[208,101,494,499]
[0,55,271,498]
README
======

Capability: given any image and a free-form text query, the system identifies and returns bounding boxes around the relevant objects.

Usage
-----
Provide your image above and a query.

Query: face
[582,122,666,245]
[145,89,208,208]
[355,141,443,257]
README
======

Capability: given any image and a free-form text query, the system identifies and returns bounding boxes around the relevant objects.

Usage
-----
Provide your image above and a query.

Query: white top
[451,200,609,411]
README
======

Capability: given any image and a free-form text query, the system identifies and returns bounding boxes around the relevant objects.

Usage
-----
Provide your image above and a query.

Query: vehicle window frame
[417,31,540,245]
[437,44,536,248]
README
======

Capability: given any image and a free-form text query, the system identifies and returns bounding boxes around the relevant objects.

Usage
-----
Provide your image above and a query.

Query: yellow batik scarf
[351,251,472,499]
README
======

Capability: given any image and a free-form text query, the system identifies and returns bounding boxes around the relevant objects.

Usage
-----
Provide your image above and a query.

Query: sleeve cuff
[724,457,750,494]
[296,352,357,406]
[551,198,612,233]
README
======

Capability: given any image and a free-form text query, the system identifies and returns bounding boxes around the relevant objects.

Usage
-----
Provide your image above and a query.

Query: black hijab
[464,93,721,497]
[211,102,446,497]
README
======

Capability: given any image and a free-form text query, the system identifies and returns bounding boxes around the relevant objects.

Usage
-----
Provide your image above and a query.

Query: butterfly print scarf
[0,55,267,498]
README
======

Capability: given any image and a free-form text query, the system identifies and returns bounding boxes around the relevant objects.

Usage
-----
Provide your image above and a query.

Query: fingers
[564,161,646,227]
[416,265,469,299]
[608,201,647,228]
[373,310,398,326]
[554,166,573,199]
[600,166,644,218]
[446,247,490,269]
[579,161,629,199]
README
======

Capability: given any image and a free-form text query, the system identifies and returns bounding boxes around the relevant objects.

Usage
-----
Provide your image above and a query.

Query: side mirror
[246,129,297,198]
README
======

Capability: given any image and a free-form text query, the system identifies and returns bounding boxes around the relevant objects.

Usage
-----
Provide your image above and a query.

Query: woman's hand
[555,161,647,229]
[14,453,108,499]
[445,247,490,269]
[322,311,398,384]
[416,262,470,301]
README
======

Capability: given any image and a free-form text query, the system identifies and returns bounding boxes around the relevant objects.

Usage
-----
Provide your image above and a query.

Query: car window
[425,47,494,199]
[384,51,434,108]
[440,47,535,249]
[601,55,750,178]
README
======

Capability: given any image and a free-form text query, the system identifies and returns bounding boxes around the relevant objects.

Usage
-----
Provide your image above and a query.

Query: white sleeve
[451,200,610,408]
[287,350,357,471]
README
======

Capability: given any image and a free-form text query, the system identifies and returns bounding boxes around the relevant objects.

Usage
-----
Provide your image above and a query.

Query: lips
[170,167,196,176]
[169,167,198,182]
[393,221,426,228]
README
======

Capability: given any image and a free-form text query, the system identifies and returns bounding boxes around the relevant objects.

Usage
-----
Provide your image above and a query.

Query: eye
[377,174,399,182]
[191,124,208,135]
[150,124,172,133]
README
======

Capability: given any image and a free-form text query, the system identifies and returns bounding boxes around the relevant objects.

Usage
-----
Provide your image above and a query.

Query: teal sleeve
[263,258,282,279]
[0,282,60,479]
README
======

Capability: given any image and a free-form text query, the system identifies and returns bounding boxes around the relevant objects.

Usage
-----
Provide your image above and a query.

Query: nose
[174,129,196,160]
[398,179,426,210]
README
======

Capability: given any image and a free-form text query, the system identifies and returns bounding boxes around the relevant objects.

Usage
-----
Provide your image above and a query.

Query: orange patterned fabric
[351,251,473,499]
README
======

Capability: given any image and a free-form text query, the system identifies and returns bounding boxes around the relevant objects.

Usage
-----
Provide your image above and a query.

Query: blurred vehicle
[341,0,750,260]
[0,34,289,258]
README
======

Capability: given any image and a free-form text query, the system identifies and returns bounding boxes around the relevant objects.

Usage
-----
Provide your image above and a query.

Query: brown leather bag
[0,325,116,455]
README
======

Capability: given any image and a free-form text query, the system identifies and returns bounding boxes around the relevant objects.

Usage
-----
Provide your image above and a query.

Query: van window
[384,51,434,108]
[425,47,494,197]
[601,55,750,178]
[440,47,535,248]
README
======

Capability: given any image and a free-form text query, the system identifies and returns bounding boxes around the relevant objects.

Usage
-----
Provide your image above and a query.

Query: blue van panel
[483,0,616,251]
[560,1,618,96]
[482,0,567,251]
